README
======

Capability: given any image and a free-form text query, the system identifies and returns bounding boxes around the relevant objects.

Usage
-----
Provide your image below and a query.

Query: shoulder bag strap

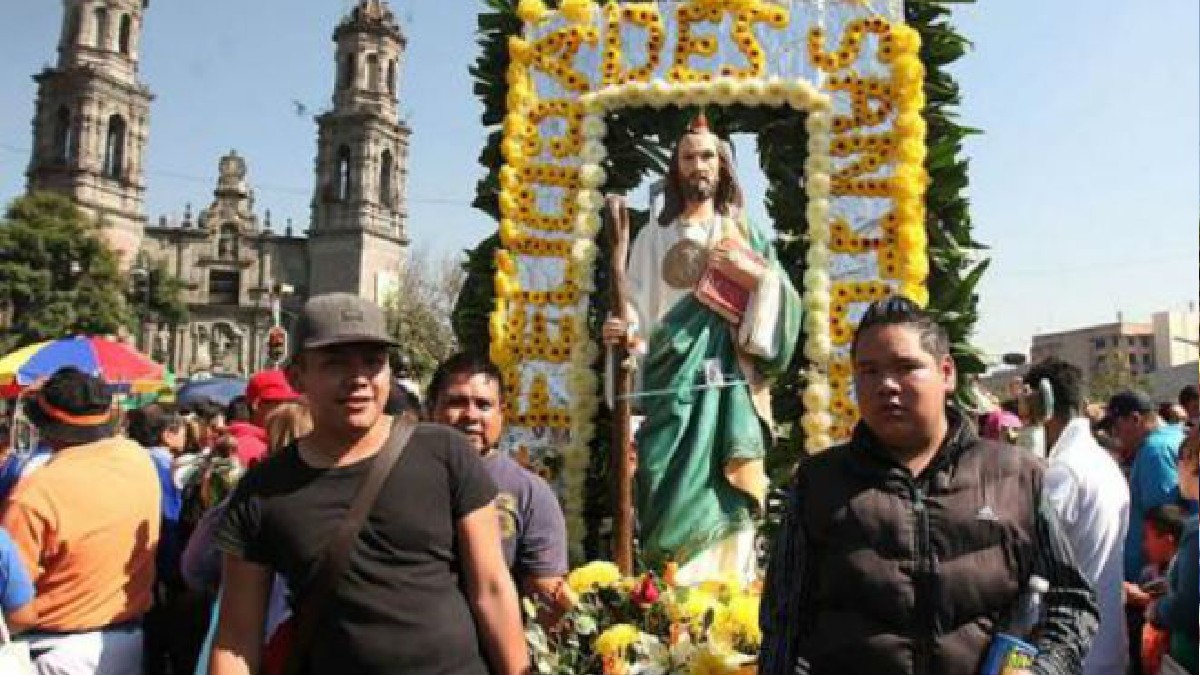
[284,417,416,675]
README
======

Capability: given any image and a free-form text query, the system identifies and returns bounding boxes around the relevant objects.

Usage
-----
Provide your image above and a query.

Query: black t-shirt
[216,423,498,675]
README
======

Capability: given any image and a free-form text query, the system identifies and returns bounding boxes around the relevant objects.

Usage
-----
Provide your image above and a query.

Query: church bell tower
[307,0,411,300]
[26,0,153,268]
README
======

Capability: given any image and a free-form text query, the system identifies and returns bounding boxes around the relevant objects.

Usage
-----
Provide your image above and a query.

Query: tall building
[26,0,153,268]
[140,151,307,374]
[1030,307,1200,400]
[23,0,412,376]
[308,0,410,298]
[1031,318,1157,382]
[1152,306,1200,368]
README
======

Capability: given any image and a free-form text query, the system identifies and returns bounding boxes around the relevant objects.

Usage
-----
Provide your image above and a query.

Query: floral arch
[456,0,984,559]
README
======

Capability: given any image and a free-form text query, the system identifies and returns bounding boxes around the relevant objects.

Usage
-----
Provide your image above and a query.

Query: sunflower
[567,560,622,594]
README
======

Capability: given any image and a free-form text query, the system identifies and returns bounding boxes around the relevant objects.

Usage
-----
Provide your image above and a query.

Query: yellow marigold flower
[558,0,594,23]
[488,314,506,342]
[900,282,929,308]
[891,55,925,88]
[494,270,517,299]
[502,113,528,138]
[488,341,511,368]
[724,594,762,645]
[889,165,926,200]
[893,24,922,55]
[567,560,622,593]
[505,78,536,111]
[594,623,641,658]
[668,588,718,624]
[495,249,517,275]
[505,63,529,87]
[896,138,927,164]
[516,0,549,24]
[497,188,520,217]
[507,36,534,62]
[500,139,526,166]
[498,165,520,191]
[688,645,740,675]
[899,87,927,112]
[900,258,929,285]
[896,222,928,254]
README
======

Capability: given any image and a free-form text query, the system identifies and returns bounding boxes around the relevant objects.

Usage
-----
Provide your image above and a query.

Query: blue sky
[1,1,1196,357]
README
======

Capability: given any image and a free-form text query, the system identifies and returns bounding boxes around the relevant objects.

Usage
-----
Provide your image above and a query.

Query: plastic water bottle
[1008,575,1050,640]
[980,575,1048,675]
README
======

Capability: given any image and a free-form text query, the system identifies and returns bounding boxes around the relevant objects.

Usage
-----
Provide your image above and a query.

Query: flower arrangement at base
[528,562,760,675]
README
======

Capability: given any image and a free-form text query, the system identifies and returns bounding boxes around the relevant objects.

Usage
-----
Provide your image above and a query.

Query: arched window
[93,7,109,49]
[66,7,82,46]
[379,150,393,207]
[53,106,74,164]
[118,14,132,55]
[218,223,238,259]
[366,54,380,91]
[335,146,352,201]
[103,114,127,179]
[387,59,397,94]
[340,54,356,90]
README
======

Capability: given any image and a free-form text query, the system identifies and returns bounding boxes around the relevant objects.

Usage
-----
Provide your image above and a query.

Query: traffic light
[267,326,288,364]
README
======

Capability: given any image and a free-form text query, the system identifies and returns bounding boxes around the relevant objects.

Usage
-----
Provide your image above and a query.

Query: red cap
[245,369,300,408]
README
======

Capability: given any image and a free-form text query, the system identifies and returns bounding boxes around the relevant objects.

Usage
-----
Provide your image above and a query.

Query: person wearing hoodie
[227,371,300,468]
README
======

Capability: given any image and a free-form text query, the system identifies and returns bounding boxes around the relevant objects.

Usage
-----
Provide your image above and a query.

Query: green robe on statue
[626,214,801,579]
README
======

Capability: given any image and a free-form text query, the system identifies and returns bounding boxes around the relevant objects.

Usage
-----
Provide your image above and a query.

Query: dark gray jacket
[760,409,1098,675]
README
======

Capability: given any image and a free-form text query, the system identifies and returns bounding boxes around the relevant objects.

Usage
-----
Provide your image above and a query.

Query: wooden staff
[605,194,635,575]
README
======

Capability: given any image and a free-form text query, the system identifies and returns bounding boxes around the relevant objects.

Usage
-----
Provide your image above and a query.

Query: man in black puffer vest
[760,296,1098,675]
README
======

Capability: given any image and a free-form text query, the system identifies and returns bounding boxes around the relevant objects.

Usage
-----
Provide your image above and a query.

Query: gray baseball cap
[293,293,398,355]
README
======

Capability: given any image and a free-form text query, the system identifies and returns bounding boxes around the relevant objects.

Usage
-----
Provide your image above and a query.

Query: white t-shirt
[1045,418,1130,675]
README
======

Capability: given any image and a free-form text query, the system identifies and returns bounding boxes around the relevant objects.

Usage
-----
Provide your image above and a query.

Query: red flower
[632,573,661,605]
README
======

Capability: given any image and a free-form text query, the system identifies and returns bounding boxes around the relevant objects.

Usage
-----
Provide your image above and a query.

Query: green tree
[0,193,133,353]
[384,246,466,381]
[1088,350,1150,403]
[128,255,190,332]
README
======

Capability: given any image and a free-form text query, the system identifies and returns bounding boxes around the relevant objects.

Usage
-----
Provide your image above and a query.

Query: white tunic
[1045,418,1130,675]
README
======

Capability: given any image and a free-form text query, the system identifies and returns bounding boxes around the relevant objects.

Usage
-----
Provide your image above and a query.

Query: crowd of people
[974,372,1199,675]
[0,293,570,675]
[760,297,1198,675]
[0,292,1194,675]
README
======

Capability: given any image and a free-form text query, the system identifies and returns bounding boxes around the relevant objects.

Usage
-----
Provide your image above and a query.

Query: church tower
[26,0,153,268]
[307,0,410,300]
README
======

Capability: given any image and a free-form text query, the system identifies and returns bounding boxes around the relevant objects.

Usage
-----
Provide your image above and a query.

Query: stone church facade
[24,0,411,376]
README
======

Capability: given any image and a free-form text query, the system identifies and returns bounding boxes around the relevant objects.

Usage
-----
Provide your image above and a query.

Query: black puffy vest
[795,412,1045,675]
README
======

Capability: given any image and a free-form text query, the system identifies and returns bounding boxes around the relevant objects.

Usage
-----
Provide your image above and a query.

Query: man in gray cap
[211,293,528,675]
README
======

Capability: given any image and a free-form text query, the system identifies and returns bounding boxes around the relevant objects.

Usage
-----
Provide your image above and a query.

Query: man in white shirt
[1022,358,1129,675]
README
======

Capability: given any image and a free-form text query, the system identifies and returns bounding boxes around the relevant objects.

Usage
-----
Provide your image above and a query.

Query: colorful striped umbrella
[0,336,167,397]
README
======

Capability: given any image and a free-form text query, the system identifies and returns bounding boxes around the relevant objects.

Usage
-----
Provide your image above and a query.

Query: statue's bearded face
[676,131,720,204]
